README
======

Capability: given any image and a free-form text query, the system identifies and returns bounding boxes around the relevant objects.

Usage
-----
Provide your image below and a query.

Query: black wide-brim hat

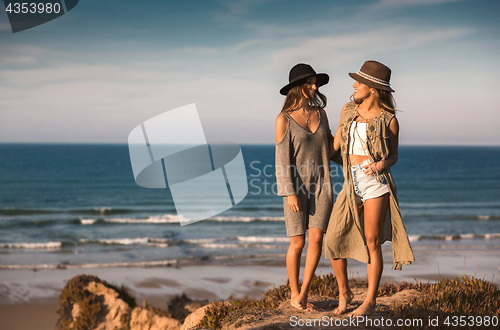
[280,63,329,96]
[349,60,395,92]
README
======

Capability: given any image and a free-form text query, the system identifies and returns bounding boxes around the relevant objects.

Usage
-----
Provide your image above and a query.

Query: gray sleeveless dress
[275,109,334,236]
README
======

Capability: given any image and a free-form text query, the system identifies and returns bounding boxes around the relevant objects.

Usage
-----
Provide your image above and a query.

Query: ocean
[0,144,499,269]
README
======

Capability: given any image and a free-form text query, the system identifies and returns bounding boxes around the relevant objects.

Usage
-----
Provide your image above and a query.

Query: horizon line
[1,142,499,147]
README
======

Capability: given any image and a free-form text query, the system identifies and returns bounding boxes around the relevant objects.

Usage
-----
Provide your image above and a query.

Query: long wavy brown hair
[280,83,327,114]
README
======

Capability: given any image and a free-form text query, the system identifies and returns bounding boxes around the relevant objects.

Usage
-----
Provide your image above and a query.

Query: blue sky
[0,0,499,145]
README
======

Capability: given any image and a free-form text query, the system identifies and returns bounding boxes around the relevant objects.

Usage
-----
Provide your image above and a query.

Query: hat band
[356,71,391,87]
[289,72,317,84]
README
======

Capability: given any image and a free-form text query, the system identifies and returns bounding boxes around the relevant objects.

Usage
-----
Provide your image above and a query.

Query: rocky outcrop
[56,275,208,330]
[85,282,132,330]
[130,307,181,330]
[180,305,211,330]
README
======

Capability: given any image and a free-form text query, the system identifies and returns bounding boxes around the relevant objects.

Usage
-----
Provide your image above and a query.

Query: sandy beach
[1,248,499,330]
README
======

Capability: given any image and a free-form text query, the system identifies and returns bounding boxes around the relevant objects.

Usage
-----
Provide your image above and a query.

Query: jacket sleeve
[275,123,295,196]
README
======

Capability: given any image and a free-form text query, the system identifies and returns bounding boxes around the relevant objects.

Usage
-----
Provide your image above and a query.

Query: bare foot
[349,301,376,318]
[298,291,322,312]
[290,296,305,311]
[304,302,319,312]
[333,291,354,315]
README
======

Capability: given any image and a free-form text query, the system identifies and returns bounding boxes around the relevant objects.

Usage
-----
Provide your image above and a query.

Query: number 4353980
[444,315,498,327]
[5,2,62,14]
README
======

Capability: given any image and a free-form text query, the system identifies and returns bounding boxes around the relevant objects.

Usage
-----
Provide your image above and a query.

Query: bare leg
[287,234,305,309]
[350,193,388,317]
[330,202,362,314]
[330,258,353,314]
[297,227,324,310]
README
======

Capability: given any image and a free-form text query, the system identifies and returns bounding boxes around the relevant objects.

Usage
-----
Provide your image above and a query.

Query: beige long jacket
[324,102,415,270]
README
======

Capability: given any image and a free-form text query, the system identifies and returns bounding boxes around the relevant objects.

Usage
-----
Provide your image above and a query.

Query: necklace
[355,108,382,123]
[299,108,312,124]
[353,122,369,156]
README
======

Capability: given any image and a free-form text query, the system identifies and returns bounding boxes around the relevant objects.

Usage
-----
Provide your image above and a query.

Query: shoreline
[0,250,498,330]
[1,249,499,304]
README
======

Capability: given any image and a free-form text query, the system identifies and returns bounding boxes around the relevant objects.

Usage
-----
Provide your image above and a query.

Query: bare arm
[379,116,399,170]
[275,113,300,211]
[333,104,347,153]
[365,117,399,175]
[318,108,335,159]
[275,113,288,144]
[328,104,347,163]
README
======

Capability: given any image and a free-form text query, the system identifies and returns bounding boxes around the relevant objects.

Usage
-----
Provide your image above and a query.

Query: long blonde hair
[352,88,397,113]
[281,84,327,113]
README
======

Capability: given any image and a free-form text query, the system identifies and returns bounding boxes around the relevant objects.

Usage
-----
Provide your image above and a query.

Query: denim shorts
[351,159,389,204]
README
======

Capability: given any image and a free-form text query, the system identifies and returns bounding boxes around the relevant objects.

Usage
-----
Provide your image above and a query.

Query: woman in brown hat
[324,61,414,317]
[275,63,335,311]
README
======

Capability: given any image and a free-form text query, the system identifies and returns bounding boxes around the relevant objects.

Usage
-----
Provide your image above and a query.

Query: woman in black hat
[324,61,414,317]
[275,63,335,311]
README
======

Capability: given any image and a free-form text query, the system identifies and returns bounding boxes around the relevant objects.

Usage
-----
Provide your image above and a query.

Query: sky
[0,0,499,145]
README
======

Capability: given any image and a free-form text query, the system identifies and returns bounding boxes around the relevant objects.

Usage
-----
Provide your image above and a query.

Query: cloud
[265,26,474,70]
[0,19,11,32]
[212,0,278,23]
[0,44,52,67]
[371,0,467,9]
[0,0,497,144]
[0,56,36,65]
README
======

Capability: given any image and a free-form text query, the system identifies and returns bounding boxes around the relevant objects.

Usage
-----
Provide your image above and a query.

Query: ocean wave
[412,233,500,241]
[95,207,112,214]
[211,253,287,261]
[198,243,281,249]
[80,237,172,247]
[237,236,290,243]
[0,252,291,269]
[81,218,98,225]
[209,216,284,222]
[70,207,137,215]
[413,244,500,251]
[231,206,285,211]
[0,259,179,270]
[0,207,138,216]
[0,207,58,216]
[400,201,500,209]
[408,235,421,242]
[475,215,500,221]
[0,241,62,249]
[182,238,225,244]
[104,215,179,224]
[98,215,284,224]
[0,219,63,229]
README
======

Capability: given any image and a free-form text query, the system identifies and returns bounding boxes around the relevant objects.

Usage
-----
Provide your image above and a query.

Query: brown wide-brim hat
[280,63,329,96]
[349,60,395,92]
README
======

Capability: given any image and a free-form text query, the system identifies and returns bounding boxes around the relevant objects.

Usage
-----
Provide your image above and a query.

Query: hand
[362,162,380,176]
[287,195,301,212]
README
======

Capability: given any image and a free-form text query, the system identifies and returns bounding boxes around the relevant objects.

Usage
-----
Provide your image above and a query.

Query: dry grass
[387,275,500,329]
[198,274,500,329]
[198,274,366,329]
